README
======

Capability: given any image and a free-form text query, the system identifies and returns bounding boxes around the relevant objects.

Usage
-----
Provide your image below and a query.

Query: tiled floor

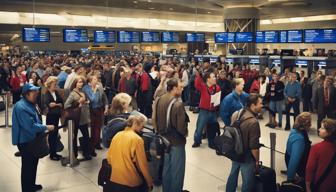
[0,107,322,192]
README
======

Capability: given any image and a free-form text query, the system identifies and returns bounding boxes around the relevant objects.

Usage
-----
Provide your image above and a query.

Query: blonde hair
[126,114,147,127]
[44,76,58,88]
[293,112,312,131]
[109,93,132,115]
[233,78,244,88]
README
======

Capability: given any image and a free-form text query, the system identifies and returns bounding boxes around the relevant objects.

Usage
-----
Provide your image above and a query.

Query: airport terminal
[0,0,336,191]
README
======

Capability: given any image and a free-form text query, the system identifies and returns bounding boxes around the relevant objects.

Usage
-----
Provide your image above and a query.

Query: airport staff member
[12,83,54,192]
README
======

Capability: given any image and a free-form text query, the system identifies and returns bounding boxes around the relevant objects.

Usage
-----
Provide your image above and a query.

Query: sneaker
[192,143,200,148]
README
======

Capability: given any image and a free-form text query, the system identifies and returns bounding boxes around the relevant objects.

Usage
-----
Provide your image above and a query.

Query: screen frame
[285,30,303,43]
[255,30,279,43]
[161,31,180,43]
[235,32,254,43]
[141,31,161,43]
[93,30,116,43]
[63,28,89,43]
[214,32,235,43]
[185,32,205,42]
[117,31,140,43]
[22,27,50,42]
[304,28,336,43]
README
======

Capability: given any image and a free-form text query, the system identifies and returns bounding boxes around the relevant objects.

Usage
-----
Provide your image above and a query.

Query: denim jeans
[226,155,256,192]
[269,100,284,125]
[194,109,218,145]
[285,100,300,128]
[162,146,186,192]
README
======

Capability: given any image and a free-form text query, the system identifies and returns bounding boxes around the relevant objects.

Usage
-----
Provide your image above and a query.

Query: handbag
[98,159,112,187]
[63,91,82,123]
[25,132,50,159]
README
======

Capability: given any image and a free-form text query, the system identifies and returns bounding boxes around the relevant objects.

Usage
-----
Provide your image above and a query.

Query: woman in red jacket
[10,66,26,104]
[305,118,336,192]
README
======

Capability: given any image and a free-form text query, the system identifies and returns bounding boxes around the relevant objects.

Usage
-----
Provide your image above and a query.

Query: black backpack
[214,109,252,162]
[102,116,128,148]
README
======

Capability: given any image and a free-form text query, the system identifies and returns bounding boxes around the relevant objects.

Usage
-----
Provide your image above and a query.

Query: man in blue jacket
[220,78,249,126]
[12,83,54,192]
[284,73,302,130]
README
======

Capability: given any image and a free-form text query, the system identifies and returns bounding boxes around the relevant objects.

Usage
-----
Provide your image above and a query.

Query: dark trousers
[138,91,152,118]
[285,100,300,129]
[303,99,312,112]
[317,109,335,131]
[18,144,39,192]
[12,89,22,104]
[73,123,90,157]
[90,108,104,152]
[103,181,147,192]
[46,114,60,156]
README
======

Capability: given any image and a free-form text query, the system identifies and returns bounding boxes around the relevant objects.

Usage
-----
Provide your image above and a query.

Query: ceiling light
[149,7,155,10]
[169,8,174,11]
[133,1,138,4]
[207,11,211,14]
[147,0,152,2]
[289,17,304,22]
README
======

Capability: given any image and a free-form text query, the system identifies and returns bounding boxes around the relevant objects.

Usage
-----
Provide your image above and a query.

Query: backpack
[214,109,253,162]
[102,117,127,148]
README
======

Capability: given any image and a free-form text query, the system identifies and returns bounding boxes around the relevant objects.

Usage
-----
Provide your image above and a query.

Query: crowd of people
[1,52,336,192]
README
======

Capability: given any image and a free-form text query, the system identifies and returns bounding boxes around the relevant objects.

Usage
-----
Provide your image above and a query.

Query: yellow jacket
[107,127,153,187]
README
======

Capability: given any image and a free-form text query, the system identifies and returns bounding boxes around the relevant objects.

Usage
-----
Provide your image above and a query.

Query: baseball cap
[22,83,40,94]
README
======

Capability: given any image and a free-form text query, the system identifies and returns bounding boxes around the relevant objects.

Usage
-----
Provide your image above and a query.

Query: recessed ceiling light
[148,0,152,2]
[133,1,138,4]
[149,7,155,10]
[207,11,211,14]
[169,8,174,11]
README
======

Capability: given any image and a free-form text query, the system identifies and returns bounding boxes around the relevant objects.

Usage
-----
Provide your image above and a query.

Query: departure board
[256,31,279,43]
[235,32,253,43]
[280,31,288,43]
[214,32,235,43]
[287,30,303,43]
[63,29,88,42]
[141,32,160,43]
[94,30,116,43]
[162,32,179,43]
[117,31,140,43]
[304,29,336,43]
[22,28,50,42]
[185,33,205,42]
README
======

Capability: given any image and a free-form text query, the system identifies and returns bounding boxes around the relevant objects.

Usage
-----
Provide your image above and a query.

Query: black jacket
[44,90,63,117]
[314,86,336,115]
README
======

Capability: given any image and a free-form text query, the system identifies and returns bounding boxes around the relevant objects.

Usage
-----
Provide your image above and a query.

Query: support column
[223,8,260,55]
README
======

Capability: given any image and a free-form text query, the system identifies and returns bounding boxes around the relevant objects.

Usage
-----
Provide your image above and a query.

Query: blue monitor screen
[162,32,179,43]
[280,31,288,43]
[215,32,235,43]
[256,31,279,43]
[287,30,303,43]
[117,31,140,43]
[94,30,116,43]
[249,58,260,64]
[22,28,50,42]
[141,32,160,43]
[185,33,205,42]
[63,29,88,42]
[304,29,336,43]
[235,32,253,43]
[296,60,308,66]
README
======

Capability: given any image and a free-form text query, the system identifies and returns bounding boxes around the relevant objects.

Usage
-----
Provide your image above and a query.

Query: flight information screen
[117,31,140,43]
[22,28,50,42]
[185,33,205,42]
[280,31,288,43]
[94,30,116,43]
[162,32,179,43]
[63,29,88,42]
[256,31,279,43]
[235,32,253,43]
[304,29,336,43]
[215,32,235,43]
[141,32,160,42]
[287,30,303,43]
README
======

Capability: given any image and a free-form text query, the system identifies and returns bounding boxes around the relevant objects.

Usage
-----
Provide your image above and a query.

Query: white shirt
[51,91,57,101]
[64,72,77,90]
[181,70,189,88]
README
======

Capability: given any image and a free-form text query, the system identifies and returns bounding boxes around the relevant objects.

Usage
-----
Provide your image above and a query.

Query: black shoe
[14,151,21,157]
[278,124,282,128]
[95,144,103,150]
[280,170,287,175]
[50,154,62,161]
[268,124,276,129]
[90,151,97,157]
[208,144,216,150]
[193,107,200,113]
[189,106,194,111]
[192,143,200,148]
[83,155,92,160]
[33,184,43,191]
[182,190,190,192]
[265,123,271,127]
[285,126,290,130]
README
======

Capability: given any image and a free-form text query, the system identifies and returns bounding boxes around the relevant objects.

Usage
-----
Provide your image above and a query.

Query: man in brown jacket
[152,78,189,192]
[226,93,263,192]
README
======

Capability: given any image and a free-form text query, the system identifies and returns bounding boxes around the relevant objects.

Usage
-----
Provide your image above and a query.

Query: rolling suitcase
[254,162,277,192]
